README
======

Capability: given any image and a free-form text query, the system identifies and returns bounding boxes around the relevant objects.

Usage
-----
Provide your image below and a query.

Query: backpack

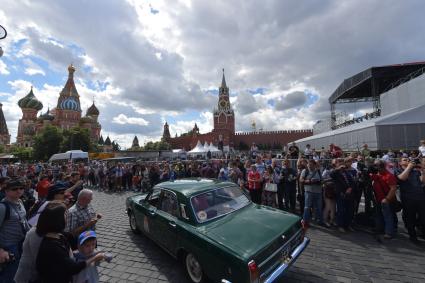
[26,199,47,220]
[0,200,11,222]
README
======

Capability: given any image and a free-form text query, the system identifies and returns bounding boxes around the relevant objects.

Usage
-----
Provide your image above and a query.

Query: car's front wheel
[185,252,206,283]
[128,211,140,234]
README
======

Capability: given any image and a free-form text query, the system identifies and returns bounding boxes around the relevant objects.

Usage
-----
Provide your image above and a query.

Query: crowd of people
[0,166,108,282]
[1,139,425,282]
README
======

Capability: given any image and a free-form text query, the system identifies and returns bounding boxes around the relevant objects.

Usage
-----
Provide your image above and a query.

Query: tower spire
[221,68,226,88]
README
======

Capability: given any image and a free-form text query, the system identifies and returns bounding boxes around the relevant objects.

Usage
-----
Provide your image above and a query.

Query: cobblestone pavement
[92,190,425,283]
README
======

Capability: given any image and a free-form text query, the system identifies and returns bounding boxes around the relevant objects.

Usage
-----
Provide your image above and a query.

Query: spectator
[304,144,313,159]
[330,143,343,158]
[65,189,101,249]
[262,165,277,208]
[300,160,323,226]
[68,172,83,202]
[322,164,336,227]
[0,178,31,282]
[15,201,63,283]
[73,230,104,283]
[36,202,104,283]
[395,157,425,244]
[418,139,425,158]
[247,164,262,204]
[370,160,398,239]
[288,142,299,159]
[331,158,356,232]
[279,159,297,212]
[361,144,371,157]
[35,175,50,201]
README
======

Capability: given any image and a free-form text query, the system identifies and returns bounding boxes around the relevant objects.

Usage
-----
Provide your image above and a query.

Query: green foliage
[238,141,249,150]
[61,127,92,152]
[0,145,4,154]
[10,146,33,161]
[112,141,121,151]
[143,140,171,150]
[33,125,63,161]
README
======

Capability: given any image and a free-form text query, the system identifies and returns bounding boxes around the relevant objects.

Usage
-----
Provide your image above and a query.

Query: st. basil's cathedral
[15,64,101,147]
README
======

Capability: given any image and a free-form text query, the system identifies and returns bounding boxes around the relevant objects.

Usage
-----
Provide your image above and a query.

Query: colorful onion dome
[60,97,81,111]
[86,102,99,116]
[18,87,43,111]
[38,108,54,121]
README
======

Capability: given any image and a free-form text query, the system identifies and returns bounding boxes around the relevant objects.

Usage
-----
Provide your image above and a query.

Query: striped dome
[60,97,81,111]
[18,87,43,111]
[86,102,99,116]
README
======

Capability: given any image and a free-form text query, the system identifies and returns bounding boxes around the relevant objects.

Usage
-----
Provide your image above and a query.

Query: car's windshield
[191,185,250,223]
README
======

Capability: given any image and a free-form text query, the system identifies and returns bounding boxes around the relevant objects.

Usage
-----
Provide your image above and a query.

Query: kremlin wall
[163,71,312,151]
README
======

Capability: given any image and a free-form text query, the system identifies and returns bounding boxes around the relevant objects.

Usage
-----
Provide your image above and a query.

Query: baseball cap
[46,182,68,200]
[79,230,97,246]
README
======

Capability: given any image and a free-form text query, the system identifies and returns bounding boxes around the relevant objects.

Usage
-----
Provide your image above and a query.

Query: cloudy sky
[1,0,424,148]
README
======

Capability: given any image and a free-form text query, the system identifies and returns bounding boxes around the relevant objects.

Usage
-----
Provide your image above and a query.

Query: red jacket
[248,170,261,190]
[370,171,397,203]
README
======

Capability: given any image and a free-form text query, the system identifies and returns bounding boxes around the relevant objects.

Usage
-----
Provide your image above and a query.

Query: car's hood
[198,204,300,259]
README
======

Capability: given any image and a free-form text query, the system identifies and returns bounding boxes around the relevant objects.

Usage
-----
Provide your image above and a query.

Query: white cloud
[0,60,10,75]
[112,114,149,126]
[23,59,46,76]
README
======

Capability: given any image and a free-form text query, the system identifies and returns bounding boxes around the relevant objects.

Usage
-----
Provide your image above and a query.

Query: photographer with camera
[0,179,31,282]
[369,160,398,239]
[300,159,323,227]
[395,157,425,244]
[330,158,356,233]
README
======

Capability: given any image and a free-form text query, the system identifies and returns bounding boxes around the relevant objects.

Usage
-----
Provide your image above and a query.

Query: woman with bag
[261,166,277,207]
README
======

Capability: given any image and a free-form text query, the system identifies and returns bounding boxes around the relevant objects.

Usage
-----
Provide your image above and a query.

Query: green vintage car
[126,179,309,283]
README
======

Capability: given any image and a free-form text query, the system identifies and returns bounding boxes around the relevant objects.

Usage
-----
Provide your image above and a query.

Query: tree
[61,127,92,152]
[10,145,33,161]
[33,125,63,161]
[143,140,171,150]
[112,141,121,151]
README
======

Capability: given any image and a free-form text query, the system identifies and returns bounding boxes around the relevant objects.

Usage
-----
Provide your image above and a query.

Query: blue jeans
[303,191,323,223]
[0,243,22,283]
[375,202,397,236]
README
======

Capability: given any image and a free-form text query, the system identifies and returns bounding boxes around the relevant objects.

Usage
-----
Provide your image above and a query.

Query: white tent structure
[294,104,425,151]
[207,142,221,152]
[188,140,207,154]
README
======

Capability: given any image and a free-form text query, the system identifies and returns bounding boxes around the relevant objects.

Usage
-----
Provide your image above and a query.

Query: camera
[103,252,113,263]
[411,158,421,165]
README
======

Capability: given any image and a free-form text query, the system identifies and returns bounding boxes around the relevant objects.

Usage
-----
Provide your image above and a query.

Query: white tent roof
[188,140,206,153]
[208,142,221,152]
[295,104,425,144]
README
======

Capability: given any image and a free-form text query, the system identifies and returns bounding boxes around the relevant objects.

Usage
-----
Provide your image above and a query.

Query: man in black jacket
[395,158,425,243]
[330,158,356,232]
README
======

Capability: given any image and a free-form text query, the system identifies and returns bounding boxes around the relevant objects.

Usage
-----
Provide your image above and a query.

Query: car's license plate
[280,245,291,262]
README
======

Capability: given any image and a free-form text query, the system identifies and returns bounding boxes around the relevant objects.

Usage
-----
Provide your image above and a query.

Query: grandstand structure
[295,62,425,151]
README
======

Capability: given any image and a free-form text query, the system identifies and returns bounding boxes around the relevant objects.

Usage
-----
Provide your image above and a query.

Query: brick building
[163,71,312,150]
[16,64,101,147]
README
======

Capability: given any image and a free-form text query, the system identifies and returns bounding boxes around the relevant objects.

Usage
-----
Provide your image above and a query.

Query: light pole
[0,25,7,57]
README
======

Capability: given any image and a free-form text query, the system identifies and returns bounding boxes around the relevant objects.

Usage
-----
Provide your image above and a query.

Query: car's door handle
[169,221,176,228]
[148,210,156,216]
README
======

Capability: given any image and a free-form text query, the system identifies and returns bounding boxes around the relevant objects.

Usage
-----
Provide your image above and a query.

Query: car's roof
[157,178,233,197]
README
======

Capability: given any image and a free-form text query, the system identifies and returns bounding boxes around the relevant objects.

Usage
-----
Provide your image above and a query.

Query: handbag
[264,183,277,193]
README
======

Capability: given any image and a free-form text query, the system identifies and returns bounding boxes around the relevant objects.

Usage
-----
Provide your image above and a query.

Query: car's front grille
[258,229,303,281]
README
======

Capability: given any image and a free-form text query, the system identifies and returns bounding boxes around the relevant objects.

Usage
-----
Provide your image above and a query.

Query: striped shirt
[0,199,28,247]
